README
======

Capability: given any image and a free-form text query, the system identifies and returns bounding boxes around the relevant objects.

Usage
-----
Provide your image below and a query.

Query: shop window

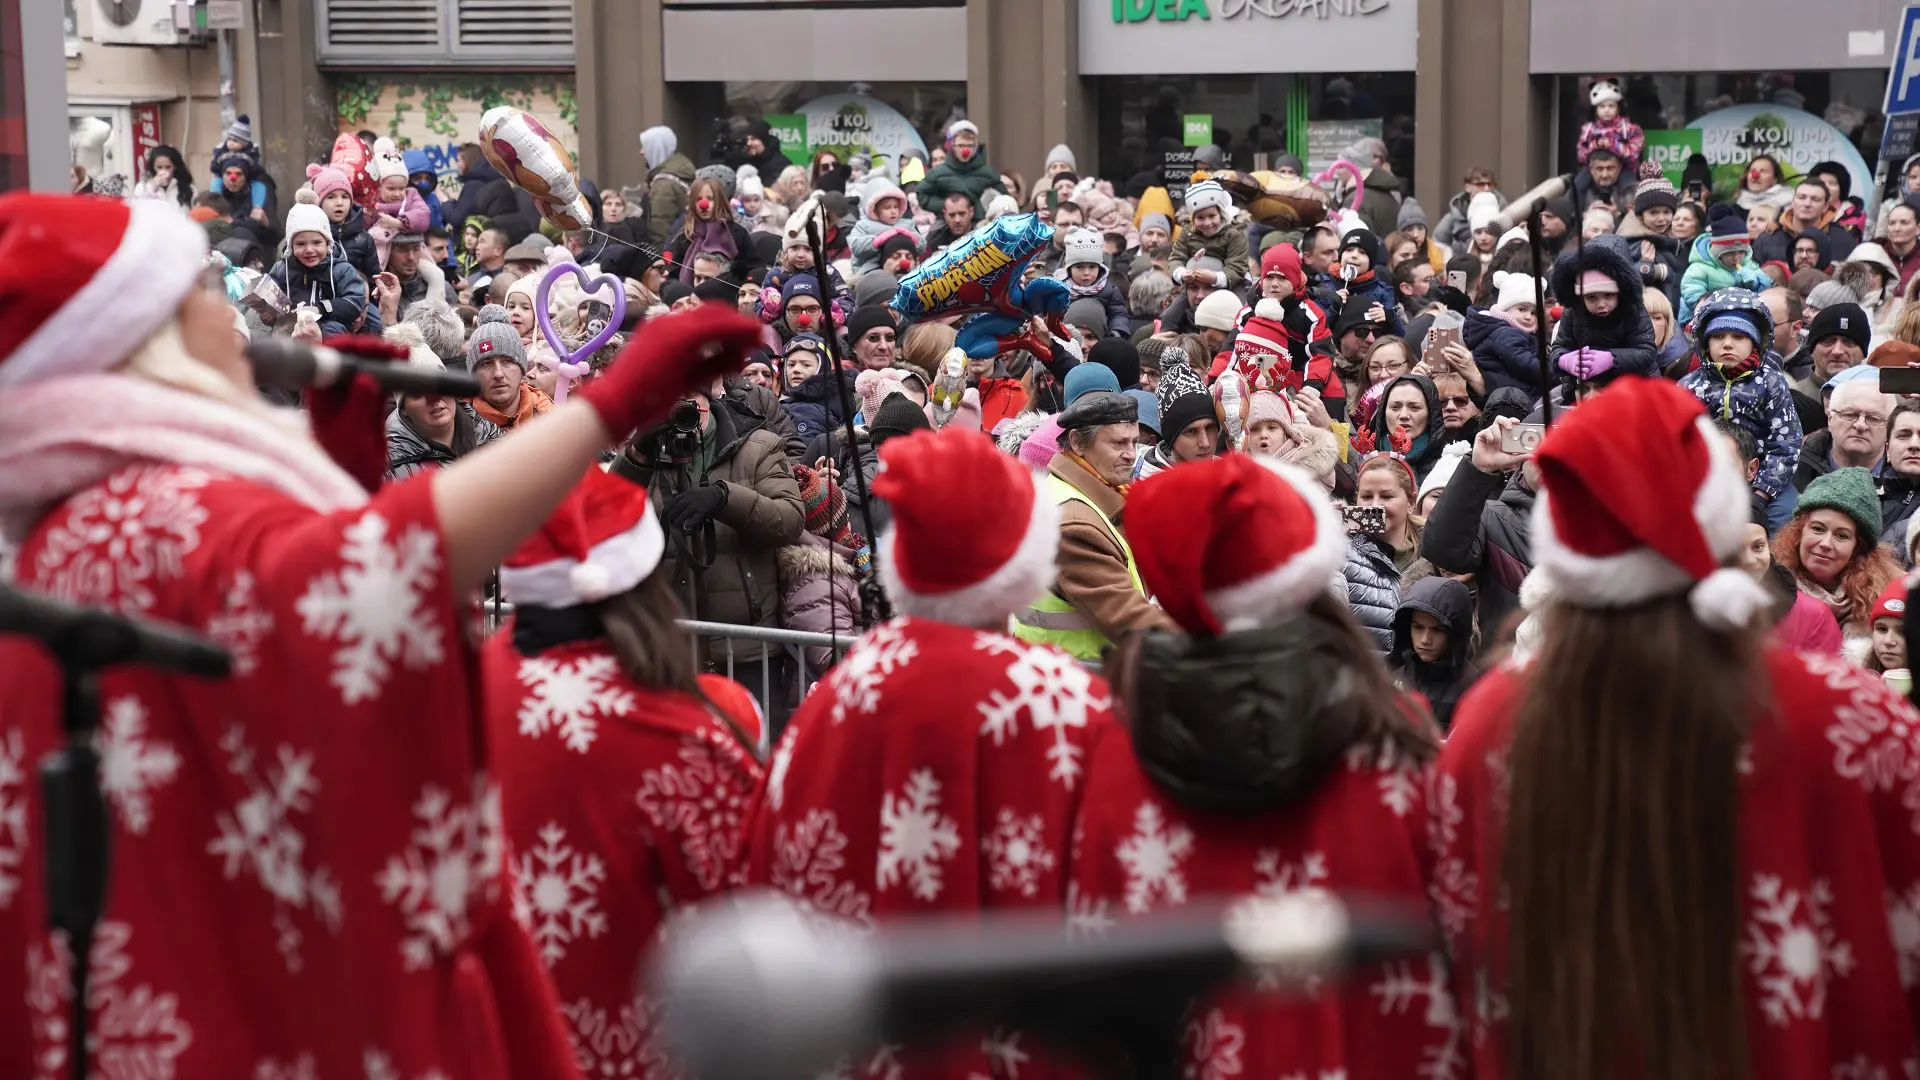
[1093,72,1416,190]
[715,82,967,176]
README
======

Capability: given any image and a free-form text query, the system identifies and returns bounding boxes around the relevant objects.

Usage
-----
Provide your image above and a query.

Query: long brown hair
[593,571,701,697]
[1503,594,1759,1080]
[681,177,728,239]
[1771,513,1903,629]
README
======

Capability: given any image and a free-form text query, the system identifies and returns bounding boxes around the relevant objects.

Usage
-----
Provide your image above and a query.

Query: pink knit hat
[1245,390,1293,428]
[1577,269,1618,295]
[856,369,908,424]
[305,163,352,202]
[1019,415,1064,472]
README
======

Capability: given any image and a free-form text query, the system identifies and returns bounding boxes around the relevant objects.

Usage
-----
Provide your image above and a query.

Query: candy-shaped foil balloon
[329,133,377,211]
[479,106,589,229]
[890,214,1054,323]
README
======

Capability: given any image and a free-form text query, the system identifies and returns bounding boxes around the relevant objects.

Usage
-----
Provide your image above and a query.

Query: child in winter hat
[1170,179,1251,288]
[1677,288,1801,513]
[1679,205,1771,326]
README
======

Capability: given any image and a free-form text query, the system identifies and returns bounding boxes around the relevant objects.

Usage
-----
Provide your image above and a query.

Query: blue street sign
[1887,4,1920,115]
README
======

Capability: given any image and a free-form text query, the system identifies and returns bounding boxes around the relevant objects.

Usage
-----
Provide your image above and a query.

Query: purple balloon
[534,260,627,404]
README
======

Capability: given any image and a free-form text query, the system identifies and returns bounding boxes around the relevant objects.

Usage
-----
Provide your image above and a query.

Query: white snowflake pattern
[830,621,919,724]
[0,728,27,911]
[766,734,797,812]
[1180,1008,1245,1080]
[296,511,446,705]
[96,695,180,836]
[255,1054,319,1080]
[1426,772,1479,937]
[1251,849,1332,991]
[1471,967,1510,1049]
[363,1047,453,1080]
[516,653,636,753]
[1348,740,1421,817]
[375,776,505,970]
[1066,880,1115,940]
[984,809,1057,899]
[206,726,343,973]
[34,465,210,613]
[204,570,274,676]
[771,809,874,933]
[1891,882,1920,989]
[559,997,674,1080]
[27,920,194,1080]
[878,769,963,901]
[1371,953,1464,1080]
[513,821,609,966]
[982,1029,1030,1079]
[636,736,753,890]
[1115,801,1194,914]
[1812,652,1920,833]
[1744,874,1856,1026]
[975,634,1108,788]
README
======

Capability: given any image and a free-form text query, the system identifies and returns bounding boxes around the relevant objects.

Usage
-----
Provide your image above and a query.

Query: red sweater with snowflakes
[481,634,764,1077]
[1067,728,1460,1080]
[0,463,579,1080]
[741,617,1118,1080]
[1435,649,1920,1078]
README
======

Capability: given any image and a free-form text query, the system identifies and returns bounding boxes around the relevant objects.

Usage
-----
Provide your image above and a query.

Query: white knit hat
[1467,191,1503,234]
[1491,270,1539,312]
[1194,289,1245,333]
[1184,180,1233,218]
[285,195,332,243]
[1062,228,1104,270]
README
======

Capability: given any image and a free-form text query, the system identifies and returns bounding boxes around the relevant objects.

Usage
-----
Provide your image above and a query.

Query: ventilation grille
[317,0,572,66]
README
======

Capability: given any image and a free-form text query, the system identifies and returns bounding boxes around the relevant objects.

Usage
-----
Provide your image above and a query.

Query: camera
[1339,504,1387,535]
[1500,422,1547,455]
[664,399,704,462]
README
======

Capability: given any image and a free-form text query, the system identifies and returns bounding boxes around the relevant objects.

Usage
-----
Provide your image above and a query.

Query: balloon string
[575,225,753,297]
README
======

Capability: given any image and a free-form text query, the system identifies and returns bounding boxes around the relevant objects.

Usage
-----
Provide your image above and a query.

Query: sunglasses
[1351,327,1380,340]
[1443,396,1473,407]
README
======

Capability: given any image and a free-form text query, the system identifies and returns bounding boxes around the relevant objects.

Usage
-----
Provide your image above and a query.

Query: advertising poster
[789,94,930,163]
[1305,119,1382,184]
[1682,104,1872,207]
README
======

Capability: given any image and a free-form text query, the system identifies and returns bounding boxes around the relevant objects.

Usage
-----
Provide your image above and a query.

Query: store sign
[130,104,161,182]
[1081,0,1413,73]
[1642,129,1703,189]
[786,94,930,162]
[1664,105,1873,209]
[1113,0,1209,18]
[1111,0,1388,19]
[1304,119,1381,183]
[1183,115,1213,147]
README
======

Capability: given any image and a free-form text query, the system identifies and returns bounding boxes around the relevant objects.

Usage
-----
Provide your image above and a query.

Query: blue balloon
[890,214,1054,322]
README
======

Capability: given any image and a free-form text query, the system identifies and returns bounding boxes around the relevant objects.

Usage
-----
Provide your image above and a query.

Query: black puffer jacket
[384,403,503,481]
[1390,577,1475,732]
[1343,536,1401,656]
[1547,240,1660,385]
[1419,457,1534,642]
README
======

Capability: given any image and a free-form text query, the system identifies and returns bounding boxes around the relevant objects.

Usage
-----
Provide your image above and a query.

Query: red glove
[305,335,405,494]
[579,303,765,438]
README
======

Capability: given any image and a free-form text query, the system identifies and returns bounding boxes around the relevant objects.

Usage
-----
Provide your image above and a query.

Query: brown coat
[1048,454,1178,643]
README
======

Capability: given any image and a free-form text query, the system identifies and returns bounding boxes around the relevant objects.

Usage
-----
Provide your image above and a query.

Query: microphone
[0,584,231,678]
[650,890,1436,1080]
[247,337,483,400]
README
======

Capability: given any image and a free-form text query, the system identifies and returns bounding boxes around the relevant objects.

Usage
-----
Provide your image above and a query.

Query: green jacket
[912,150,1008,215]
[646,152,696,248]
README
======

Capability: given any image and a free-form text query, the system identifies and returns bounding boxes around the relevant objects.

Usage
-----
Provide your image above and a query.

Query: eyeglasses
[1833,409,1889,428]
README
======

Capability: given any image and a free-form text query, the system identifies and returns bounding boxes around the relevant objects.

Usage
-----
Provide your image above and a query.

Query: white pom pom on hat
[500,469,666,609]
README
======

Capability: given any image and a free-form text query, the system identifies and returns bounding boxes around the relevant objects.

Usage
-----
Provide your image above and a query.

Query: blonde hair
[120,319,319,441]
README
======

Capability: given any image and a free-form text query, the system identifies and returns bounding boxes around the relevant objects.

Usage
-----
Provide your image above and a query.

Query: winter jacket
[331,206,381,283]
[1434,188,1507,254]
[1419,459,1533,643]
[268,241,375,337]
[1547,242,1660,383]
[383,402,503,482]
[911,148,1009,216]
[646,152,697,248]
[1679,357,1802,498]
[1879,464,1920,563]
[610,398,805,663]
[1342,535,1401,655]
[1315,270,1405,340]
[729,120,793,187]
[1170,223,1252,290]
[1048,452,1180,644]
[1060,267,1132,338]
[1755,213,1857,267]
[1678,234,1773,326]
[445,158,526,240]
[1615,213,1685,306]
[1391,577,1475,732]
[402,149,446,231]
[1793,428,1838,493]
[397,265,458,319]
[776,535,861,675]
[666,218,765,289]
[369,188,431,270]
[1462,307,1540,397]
[781,367,857,447]
[724,378,807,466]
[846,181,921,276]
[1356,169,1404,238]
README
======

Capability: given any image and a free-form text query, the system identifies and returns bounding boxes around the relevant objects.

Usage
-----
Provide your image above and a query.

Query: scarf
[678,217,738,285]
[1063,449,1129,497]
[0,374,369,545]
[472,384,555,430]
[1796,576,1853,629]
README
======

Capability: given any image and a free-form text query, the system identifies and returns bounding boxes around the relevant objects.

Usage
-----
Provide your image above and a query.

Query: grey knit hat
[695,164,736,199]
[1806,279,1862,313]
[466,305,527,372]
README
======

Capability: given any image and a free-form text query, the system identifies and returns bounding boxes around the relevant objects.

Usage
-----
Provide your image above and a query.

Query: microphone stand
[1,585,231,1080]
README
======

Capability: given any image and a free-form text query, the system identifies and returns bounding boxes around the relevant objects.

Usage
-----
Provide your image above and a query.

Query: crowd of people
[2,81,1920,1078]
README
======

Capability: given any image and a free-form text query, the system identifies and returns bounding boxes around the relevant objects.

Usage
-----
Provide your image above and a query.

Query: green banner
[1642,129,1704,189]
[1183,114,1213,148]
[763,113,807,154]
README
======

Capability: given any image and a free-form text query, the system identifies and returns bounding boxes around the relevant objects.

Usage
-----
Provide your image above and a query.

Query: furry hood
[1277,422,1340,483]
[861,180,908,223]
[777,537,855,585]
[1548,240,1648,323]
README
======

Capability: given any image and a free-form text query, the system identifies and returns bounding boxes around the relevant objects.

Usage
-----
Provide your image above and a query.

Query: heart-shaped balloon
[534,260,627,404]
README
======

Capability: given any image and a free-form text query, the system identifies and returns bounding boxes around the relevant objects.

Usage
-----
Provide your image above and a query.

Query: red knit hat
[872,426,1059,626]
[1530,377,1769,628]
[499,468,665,608]
[0,193,209,389]
[1873,577,1910,624]
[1128,455,1345,636]
[1227,297,1308,394]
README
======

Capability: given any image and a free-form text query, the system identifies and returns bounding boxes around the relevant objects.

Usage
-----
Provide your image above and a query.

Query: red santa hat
[871,427,1059,626]
[1128,455,1345,636]
[1227,298,1309,394]
[1530,377,1770,629]
[499,467,665,608]
[0,193,210,390]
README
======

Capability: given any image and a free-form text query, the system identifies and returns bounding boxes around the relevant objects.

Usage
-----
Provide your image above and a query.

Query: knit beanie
[284,195,331,243]
[792,463,852,543]
[844,304,897,344]
[853,269,899,310]
[1806,280,1863,312]
[1063,362,1121,404]
[1491,270,1538,313]
[1019,415,1065,471]
[1795,466,1883,538]
[870,393,931,445]
[466,306,528,372]
[1063,228,1105,269]
[1139,212,1173,238]
[1874,576,1910,624]
[305,164,352,203]
[224,115,253,144]
[1159,393,1218,444]
[1707,209,1752,263]
[1397,199,1429,231]
[1808,302,1872,355]
[1632,160,1679,214]
[1138,335,1172,373]
[1089,337,1141,388]
[856,369,908,422]
[1466,191,1503,234]
[1157,356,1207,404]
[1194,289,1244,333]
[1065,298,1108,340]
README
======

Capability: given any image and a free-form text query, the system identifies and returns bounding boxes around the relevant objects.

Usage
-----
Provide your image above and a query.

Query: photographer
[611,376,804,707]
